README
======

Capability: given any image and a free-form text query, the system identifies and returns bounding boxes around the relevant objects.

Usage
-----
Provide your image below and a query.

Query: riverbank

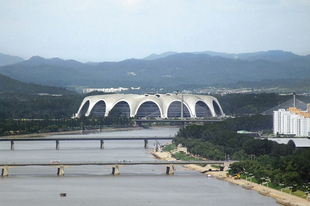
[152,145,309,206]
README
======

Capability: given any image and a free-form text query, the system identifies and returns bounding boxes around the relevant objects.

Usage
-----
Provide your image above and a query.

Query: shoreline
[152,146,309,206]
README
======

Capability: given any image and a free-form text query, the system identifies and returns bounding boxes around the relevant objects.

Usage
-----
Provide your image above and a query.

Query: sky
[1,0,310,62]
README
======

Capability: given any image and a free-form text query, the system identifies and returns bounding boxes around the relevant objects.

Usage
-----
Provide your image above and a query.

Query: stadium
[75,93,224,119]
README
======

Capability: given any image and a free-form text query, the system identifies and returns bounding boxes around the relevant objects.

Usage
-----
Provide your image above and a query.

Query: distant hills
[0,74,76,94]
[0,50,309,92]
[0,52,24,66]
[144,50,308,62]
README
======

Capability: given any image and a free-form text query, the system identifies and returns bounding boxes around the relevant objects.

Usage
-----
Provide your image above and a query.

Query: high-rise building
[273,105,310,137]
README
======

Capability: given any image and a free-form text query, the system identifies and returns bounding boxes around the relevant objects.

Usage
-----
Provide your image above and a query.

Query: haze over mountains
[0,52,24,66]
[0,50,309,92]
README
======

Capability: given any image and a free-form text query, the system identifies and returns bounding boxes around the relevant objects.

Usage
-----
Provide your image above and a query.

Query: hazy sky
[1,0,310,62]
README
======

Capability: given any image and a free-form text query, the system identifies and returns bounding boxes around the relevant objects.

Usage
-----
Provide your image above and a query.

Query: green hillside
[0,74,76,95]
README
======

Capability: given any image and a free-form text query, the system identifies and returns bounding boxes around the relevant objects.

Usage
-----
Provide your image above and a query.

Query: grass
[292,190,308,198]
[211,164,220,169]
[173,151,195,161]
[162,143,176,152]
[161,144,206,166]
[172,152,207,167]
[238,174,309,199]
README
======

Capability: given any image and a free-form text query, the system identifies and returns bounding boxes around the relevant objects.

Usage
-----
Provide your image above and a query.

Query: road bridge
[0,160,224,176]
[134,119,223,128]
[0,136,173,150]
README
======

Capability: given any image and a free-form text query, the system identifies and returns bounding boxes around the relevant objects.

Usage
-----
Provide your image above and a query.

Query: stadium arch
[75,93,224,119]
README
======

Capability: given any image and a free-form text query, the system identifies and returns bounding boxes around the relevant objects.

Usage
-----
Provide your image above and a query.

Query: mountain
[143,51,178,60]
[144,50,301,62]
[0,52,24,66]
[0,74,76,94]
[0,50,309,91]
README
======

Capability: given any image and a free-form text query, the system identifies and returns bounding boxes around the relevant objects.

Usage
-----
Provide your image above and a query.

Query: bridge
[0,160,224,176]
[134,119,223,127]
[0,136,174,150]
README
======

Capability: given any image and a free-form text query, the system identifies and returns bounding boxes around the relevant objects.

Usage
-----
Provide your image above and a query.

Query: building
[273,104,310,137]
[75,93,224,118]
[268,138,310,149]
[83,87,129,94]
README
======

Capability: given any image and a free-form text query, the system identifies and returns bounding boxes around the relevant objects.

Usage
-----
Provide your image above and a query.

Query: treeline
[0,116,134,136]
[174,115,309,188]
[229,150,310,189]
[174,114,275,160]
[0,93,83,120]
[1,92,307,120]
[216,93,291,116]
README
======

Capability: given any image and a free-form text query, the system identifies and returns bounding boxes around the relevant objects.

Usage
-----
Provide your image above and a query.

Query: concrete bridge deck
[0,160,224,176]
[0,136,174,141]
[0,136,174,150]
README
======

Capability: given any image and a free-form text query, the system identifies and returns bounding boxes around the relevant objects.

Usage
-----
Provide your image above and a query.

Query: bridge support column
[100,140,104,149]
[180,122,185,129]
[166,164,174,175]
[112,165,119,175]
[57,165,65,176]
[144,139,148,149]
[11,141,14,150]
[1,166,9,176]
[56,140,60,150]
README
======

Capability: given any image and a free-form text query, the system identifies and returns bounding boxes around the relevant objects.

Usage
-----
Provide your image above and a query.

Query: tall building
[273,104,310,137]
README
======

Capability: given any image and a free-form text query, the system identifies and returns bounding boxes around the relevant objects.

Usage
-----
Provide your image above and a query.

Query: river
[0,127,280,206]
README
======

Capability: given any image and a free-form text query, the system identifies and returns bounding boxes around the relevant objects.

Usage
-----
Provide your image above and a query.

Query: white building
[83,87,129,94]
[75,93,224,118]
[273,106,310,137]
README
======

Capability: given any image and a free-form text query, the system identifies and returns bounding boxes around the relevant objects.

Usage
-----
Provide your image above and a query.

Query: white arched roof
[269,138,310,148]
[75,93,225,118]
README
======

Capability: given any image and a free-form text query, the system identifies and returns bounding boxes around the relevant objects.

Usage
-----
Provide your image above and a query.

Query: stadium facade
[75,93,224,118]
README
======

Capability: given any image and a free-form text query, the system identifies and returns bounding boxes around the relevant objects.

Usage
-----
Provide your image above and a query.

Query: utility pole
[181,93,184,120]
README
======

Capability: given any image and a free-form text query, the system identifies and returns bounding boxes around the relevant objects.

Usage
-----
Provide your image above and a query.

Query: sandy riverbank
[152,145,309,206]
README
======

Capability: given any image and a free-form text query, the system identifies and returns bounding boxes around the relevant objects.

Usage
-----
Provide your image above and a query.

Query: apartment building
[273,104,310,137]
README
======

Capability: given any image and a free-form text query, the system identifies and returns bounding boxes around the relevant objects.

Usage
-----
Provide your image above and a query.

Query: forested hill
[0,52,24,66]
[0,50,309,90]
[0,74,76,95]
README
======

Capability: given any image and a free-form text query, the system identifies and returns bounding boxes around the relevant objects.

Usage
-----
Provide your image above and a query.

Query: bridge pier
[57,165,65,176]
[56,140,60,150]
[180,122,185,129]
[11,141,14,150]
[1,166,9,176]
[166,164,174,175]
[112,165,119,175]
[144,139,148,149]
[155,142,159,152]
[100,140,104,149]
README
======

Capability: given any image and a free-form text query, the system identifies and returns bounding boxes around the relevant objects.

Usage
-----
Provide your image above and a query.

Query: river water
[0,127,279,206]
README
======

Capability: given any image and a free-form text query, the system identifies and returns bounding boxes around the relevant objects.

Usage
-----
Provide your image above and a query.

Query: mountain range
[0,52,24,66]
[0,50,309,92]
